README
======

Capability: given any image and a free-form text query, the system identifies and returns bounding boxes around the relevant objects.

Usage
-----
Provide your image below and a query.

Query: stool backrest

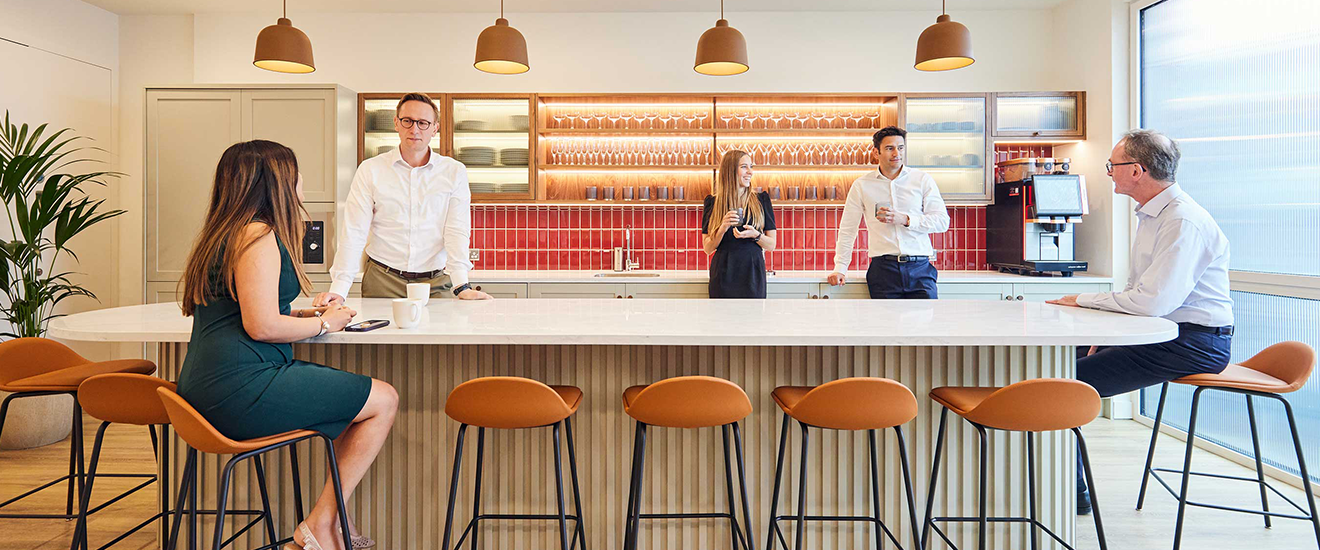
[964,378,1100,432]
[79,374,174,426]
[628,376,752,428]
[790,377,918,430]
[445,376,574,429]
[156,386,249,455]
[0,337,87,386]
[1240,341,1316,393]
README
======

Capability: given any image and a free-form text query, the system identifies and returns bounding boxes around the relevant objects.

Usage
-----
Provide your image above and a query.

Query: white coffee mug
[406,282,430,306]
[392,298,424,329]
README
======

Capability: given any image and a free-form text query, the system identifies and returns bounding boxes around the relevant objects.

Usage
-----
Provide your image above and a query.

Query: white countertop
[49,298,1173,347]
[467,270,1113,285]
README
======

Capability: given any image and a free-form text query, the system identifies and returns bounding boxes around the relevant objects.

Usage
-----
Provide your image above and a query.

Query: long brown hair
[179,140,312,316]
[707,150,765,235]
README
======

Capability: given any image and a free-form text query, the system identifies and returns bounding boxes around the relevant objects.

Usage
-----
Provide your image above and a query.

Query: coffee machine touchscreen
[1031,174,1085,217]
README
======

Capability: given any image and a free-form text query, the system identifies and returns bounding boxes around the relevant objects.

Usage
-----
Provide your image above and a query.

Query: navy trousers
[865,257,939,299]
[1074,326,1233,496]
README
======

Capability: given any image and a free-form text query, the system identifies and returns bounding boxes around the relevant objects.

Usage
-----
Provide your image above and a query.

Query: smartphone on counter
[344,319,390,332]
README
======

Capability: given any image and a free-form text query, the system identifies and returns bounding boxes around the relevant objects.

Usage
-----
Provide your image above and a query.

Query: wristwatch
[453,283,472,296]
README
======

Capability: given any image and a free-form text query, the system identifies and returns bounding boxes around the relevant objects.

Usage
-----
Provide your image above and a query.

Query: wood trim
[990,92,1087,140]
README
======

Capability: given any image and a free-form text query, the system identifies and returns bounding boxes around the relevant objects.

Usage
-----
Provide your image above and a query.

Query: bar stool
[156,386,353,550]
[441,376,586,550]
[1135,341,1320,550]
[70,373,270,550]
[766,377,922,550]
[922,379,1108,550]
[0,338,155,522]
[621,375,755,550]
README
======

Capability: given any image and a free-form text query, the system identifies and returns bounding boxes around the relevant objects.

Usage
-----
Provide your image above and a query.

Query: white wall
[0,0,119,359]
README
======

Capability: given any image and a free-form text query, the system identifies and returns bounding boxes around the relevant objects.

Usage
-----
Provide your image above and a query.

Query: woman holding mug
[702,150,777,298]
[177,140,397,550]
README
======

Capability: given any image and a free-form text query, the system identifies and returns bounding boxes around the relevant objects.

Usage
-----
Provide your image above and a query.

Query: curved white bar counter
[51,299,1174,550]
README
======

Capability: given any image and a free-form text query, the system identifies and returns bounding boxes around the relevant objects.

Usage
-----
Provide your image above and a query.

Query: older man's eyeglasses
[398,117,435,131]
[1105,161,1141,174]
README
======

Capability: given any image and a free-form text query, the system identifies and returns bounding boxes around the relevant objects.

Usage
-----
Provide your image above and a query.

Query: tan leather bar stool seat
[158,389,316,455]
[623,375,752,428]
[1137,341,1320,550]
[445,376,582,429]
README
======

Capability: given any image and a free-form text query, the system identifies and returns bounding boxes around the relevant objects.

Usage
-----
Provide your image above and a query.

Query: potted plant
[0,111,125,449]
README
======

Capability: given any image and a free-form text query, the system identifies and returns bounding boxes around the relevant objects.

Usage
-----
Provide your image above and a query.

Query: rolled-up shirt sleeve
[904,173,950,234]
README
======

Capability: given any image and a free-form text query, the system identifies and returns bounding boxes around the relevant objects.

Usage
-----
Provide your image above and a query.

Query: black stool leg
[722,424,741,550]
[553,422,570,550]
[794,422,810,550]
[868,429,885,550]
[1075,427,1108,550]
[1136,382,1170,510]
[974,423,989,550]
[165,448,196,550]
[766,412,790,550]
[624,423,649,550]
[321,435,354,550]
[893,425,922,549]
[1026,431,1039,550]
[921,407,950,550]
[252,456,278,545]
[470,427,486,550]
[442,424,468,550]
[210,458,238,550]
[68,399,85,517]
[70,421,110,550]
[289,444,305,525]
[189,447,199,550]
[159,428,171,545]
[1245,395,1272,528]
[1279,396,1320,548]
[564,417,587,550]
[732,422,756,550]
[1172,386,1206,550]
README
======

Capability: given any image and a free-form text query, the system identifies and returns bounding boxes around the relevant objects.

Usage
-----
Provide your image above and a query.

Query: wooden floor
[2,417,1318,550]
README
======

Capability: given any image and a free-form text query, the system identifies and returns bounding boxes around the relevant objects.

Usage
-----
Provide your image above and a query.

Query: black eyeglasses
[1105,160,1141,174]
[398,117,436,131]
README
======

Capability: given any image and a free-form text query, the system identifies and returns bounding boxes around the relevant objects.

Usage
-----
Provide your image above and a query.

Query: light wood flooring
[2,417,1317,549]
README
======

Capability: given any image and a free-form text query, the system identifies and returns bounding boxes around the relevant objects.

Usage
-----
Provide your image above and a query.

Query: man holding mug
[315,92,491,306]
[827,126,950,298]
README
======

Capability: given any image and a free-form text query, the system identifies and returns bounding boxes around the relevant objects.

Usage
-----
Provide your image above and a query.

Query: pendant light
[253,0,315,74]
[694,0,748,76]
[914,0,974,72]
[474,0,530,74]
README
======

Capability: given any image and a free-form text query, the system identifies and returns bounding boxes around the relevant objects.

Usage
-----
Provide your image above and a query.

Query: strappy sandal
[337,525,376,549]
[286,523,325,550]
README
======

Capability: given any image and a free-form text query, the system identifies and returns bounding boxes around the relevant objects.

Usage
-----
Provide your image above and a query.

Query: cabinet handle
[822,295,830,299]
[1004,295,1013,301]
[627,295,634,299]
[616,295,623,299]
[475,285,482,291]
[1017,295,1025,301]
[810,294,818,299]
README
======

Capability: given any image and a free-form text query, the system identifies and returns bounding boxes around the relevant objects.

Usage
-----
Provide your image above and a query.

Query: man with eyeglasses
[316,92,492,305]
[1048,129,1233,515]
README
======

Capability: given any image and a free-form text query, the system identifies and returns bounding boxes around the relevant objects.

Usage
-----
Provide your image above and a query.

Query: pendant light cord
[721,0,725,19]
[283,0,287,19]
[501,0,505,18]
[942,0,946,16]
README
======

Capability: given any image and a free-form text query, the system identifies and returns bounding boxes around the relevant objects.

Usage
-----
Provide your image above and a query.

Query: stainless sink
[594,272,662,277]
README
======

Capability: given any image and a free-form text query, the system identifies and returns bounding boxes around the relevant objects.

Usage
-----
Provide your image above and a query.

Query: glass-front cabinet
[451,95,534,200]
[902,94,990,202]
[359,94,443,162]
[992,92,1085,139]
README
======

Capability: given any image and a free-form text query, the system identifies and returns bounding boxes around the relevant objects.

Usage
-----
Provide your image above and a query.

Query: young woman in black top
[702,150,777,298]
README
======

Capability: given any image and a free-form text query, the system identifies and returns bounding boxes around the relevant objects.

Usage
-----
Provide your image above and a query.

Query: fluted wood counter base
[155,343,1077,550]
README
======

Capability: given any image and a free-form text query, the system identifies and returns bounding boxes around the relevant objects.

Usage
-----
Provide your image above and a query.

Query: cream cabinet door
[146,281,182,305]
[242,89,337,202]
[146,90,243,282]
[766,283,820,299]
[471,283,528,299]
[936,283,1012,301]
[624,283,708,299]
[1011,282,1109,302]
[528,283,625,299]
[819,282,871,299]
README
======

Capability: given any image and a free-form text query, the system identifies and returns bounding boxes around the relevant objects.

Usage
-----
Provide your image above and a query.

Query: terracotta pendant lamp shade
[694,0,748,76]
[914,0,974,71]
[253,0,315,74]
[475,0,529,74]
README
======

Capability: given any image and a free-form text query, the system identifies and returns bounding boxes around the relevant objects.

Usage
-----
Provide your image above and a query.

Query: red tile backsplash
[470,204,989,271]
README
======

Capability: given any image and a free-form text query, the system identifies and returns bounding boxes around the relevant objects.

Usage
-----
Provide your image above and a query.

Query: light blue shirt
[1077,183,1234,327]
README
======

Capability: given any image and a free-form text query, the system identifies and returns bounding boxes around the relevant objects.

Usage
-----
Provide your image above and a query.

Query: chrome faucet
[613,225,641,272]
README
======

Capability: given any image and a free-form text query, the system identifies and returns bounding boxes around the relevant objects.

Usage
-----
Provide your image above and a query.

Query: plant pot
[0,390,73,450]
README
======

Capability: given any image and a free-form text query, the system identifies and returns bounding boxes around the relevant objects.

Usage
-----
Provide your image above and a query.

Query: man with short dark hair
[828,126,950,298]
[316,92,492,304]
[1049,129,1233,514]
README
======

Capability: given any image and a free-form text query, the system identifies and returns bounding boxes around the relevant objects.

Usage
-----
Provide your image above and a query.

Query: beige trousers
[360,260,454,299]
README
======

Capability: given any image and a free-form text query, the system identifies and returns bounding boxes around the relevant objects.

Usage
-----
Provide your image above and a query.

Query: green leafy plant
[0,111,125,339]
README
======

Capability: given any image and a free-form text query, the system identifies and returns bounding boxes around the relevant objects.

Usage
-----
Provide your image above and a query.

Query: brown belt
[369,257,442,280]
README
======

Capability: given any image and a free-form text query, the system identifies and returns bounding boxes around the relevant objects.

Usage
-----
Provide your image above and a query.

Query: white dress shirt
[328,149,474,298]
[833,166,950,273]
[1077,183,1234,327]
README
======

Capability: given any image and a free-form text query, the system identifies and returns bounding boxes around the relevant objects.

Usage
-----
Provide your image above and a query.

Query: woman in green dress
[177,140,397,550]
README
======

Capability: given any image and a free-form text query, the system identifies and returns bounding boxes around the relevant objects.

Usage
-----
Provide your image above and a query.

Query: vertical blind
[1139,0,1320,480]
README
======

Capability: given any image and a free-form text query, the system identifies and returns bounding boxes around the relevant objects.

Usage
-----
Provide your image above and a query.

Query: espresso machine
[987,165,1089,277]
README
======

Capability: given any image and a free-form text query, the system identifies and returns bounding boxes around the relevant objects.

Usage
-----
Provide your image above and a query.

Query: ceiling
[84,0,1069,16]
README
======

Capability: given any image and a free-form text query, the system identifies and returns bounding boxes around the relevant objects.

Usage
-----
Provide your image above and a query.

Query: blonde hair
[707,150,765,235]
[179,140,312,316]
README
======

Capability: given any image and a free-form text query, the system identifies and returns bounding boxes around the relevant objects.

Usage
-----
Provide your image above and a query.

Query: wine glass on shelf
[694,110,709,130]
[552,112,566,130]
[864,109,881,128]
[620,110,635,130]
[593,110,608,130]
[758,112,774,132]
[770,110,786,130]
[719,111,734,130]
[683,110,699,131]
[810,111,827,130]
[643,110,658,130]
[770,142,788,166]
[607,108,620,130]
